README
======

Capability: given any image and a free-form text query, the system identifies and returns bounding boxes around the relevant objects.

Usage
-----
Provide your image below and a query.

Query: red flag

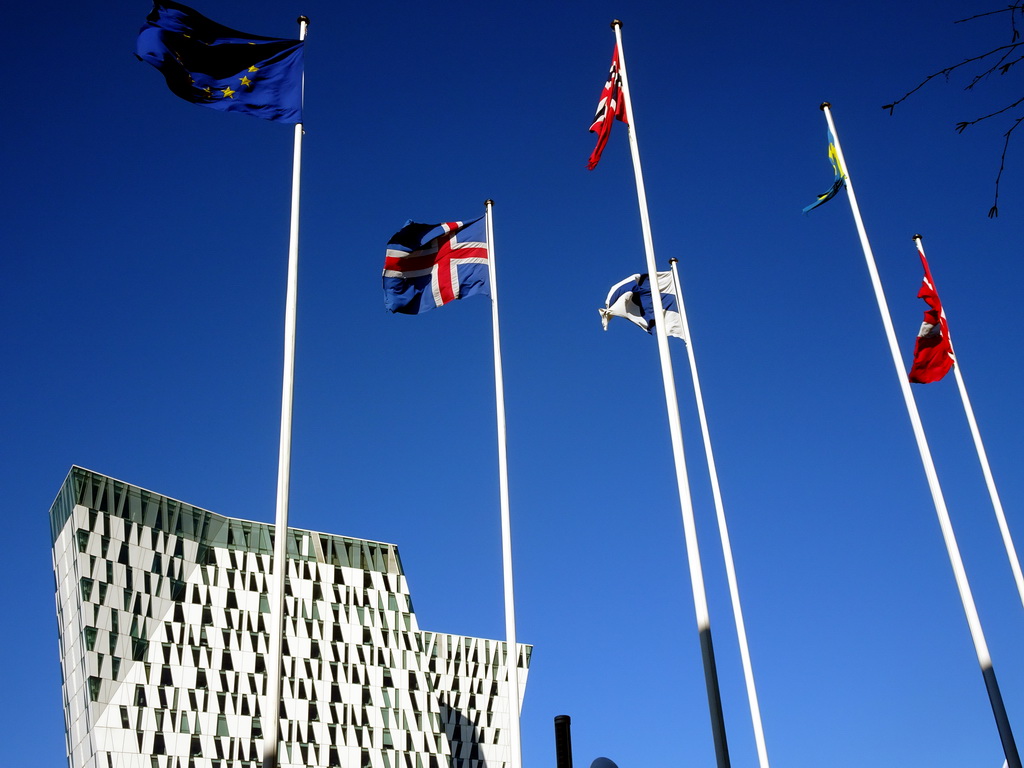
[587,46,628,170]
[909,246,955,383]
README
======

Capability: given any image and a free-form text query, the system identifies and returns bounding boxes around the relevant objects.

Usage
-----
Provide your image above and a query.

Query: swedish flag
[136,1,303,123]
[803,129,846,213]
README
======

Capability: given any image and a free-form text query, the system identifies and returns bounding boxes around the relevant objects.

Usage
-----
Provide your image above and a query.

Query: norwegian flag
[909,245,955,383]
[587,46,628,170]
[383,216,489,314]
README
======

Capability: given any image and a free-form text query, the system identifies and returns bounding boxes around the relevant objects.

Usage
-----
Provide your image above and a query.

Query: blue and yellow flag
[803,129,846,213]
[136,1,304,123]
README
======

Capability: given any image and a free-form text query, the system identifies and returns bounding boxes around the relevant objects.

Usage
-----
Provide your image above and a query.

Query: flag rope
[612,20,732,768]
[823,102,1020,768]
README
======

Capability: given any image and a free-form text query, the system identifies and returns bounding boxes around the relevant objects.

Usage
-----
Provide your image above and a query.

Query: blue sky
[4,1,1024,766]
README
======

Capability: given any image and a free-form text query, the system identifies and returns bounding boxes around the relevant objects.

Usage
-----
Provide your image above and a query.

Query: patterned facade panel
[51,468,530,768]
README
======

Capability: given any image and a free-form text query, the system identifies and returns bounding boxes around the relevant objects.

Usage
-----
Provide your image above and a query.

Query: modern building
[51,467,530,768]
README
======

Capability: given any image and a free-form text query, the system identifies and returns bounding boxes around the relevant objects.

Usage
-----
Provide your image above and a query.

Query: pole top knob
[913,233,923,241]
[485,199,495,207]
[297,15,310,25]
[611,19,623,28]
[819,101,831,111]
[668,257,678,265]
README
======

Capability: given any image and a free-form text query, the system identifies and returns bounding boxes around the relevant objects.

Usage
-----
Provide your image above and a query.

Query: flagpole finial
[820,101,831,111]
[669,258,678,265]
[485,199,495,207]
[913,233,923,241]
[611,19,622,28]
[297,15,309,24]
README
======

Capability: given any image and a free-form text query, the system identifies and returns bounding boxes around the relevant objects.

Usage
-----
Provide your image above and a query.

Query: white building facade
[51,467,530,768]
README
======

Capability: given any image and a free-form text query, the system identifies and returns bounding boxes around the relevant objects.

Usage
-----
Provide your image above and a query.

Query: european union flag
[136,1,303,123]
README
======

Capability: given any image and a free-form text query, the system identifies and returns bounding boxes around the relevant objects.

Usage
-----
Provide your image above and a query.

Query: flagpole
[669,259,771,768]
[261,16,308,768]
[913,234,1024,611]
[484,199,524,768]
[612,21,731,768]
[821,102,1020,768]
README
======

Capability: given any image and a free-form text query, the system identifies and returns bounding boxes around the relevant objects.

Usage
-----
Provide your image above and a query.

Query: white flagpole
[612,21,731,768]
[484,199,524,768]
[822,102,1020,768]
[669,259,771,768]
[913,234,1024,611]
[262,16,308,768]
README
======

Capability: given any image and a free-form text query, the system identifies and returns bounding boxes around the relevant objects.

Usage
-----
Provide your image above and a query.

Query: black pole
[554,715,573,768]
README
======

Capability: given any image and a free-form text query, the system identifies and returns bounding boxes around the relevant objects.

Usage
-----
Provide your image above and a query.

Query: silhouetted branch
[954,5,1024,26]
[955,95,1024,132]
[881,42,1023,114]
[965,49,1024,89]
[884,5,1024,214]
[989,114,1024,217]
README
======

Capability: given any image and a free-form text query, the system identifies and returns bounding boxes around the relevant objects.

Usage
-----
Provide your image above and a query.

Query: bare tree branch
[989,114,1024,217]
[954,5,1024,26]
[884,5,1024,213]
[881,42,1023,114]
[955,94,1024,133]
[964,48,1023,90]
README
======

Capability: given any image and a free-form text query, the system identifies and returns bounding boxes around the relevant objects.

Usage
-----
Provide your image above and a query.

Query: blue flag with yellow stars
[803,128,846,213]
[136,1,303,123]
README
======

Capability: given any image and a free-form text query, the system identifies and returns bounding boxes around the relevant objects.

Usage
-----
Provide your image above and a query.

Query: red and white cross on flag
[587,45,628,170]
[908,244,955,383]
[383,216,490,315]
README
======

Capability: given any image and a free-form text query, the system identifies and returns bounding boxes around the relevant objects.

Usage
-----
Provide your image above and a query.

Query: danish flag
[588,46,628,170]
[908,245,955,383]
[383,216,490,315]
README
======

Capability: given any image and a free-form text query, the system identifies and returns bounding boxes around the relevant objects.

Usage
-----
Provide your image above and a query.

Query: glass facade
[51,467,530,768]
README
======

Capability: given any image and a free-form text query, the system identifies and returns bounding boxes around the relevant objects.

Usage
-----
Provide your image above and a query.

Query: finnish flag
[599,271,685,340]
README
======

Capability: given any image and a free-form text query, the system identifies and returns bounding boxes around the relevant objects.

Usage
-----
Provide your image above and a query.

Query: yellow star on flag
[248,66,259,73]
[239,76,252,88]
[221,86,235,99]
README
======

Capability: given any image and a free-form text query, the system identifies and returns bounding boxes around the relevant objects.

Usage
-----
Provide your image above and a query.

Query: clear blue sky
[4,1,1024,766]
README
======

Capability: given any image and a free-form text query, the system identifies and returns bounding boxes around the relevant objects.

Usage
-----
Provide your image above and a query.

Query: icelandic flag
[383,217,489,314]
[599,271,684,339]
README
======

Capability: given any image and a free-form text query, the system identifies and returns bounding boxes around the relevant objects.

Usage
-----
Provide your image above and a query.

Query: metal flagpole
[612,20,731,768]
[821,102,1020,768]
[262,16,309,768]
[484,199,524,768]
[669,259,771,768]
[913,234,1024,611]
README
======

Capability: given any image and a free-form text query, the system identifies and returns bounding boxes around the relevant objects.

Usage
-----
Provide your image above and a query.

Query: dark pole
[554,715,573,768]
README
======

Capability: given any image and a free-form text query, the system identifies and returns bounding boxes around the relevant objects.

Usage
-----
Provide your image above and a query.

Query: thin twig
[965,48,1021,89]
[882,42,1023,114]
[956,94,1024,132]
[989,114,1024,217]
[955,5,1024,25]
